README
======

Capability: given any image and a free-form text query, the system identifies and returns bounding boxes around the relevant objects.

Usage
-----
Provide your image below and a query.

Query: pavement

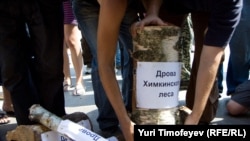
[0,47,249,140]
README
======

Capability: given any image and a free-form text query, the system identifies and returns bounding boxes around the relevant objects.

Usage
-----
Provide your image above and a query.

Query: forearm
[142,0,162,15]
[97,2,134,140]
[97,0,102,5]
[97,0,129,122]
[188,45,224,124]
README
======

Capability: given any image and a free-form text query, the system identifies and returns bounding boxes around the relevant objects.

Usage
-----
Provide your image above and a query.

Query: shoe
[72,85,85,96]
[63,83,72,92]
[0,110,10,125]
[85,66,92,74]
[116,65,121,70]
[5,111,15,117]
[2,105,15,117]
[219,88,223,93]
[62,112,93,131]
[99,126,124,141]
[227,92,234,96]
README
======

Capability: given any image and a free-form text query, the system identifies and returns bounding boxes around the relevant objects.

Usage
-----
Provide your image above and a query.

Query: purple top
[63,0,78,25]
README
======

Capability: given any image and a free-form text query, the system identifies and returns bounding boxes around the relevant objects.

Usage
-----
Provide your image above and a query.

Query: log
[131,25,191,125]
[132,26,181,62]
[131,106,191,125]
[6,105,95,141]
[6,125,49,141]
[29,104,114,141]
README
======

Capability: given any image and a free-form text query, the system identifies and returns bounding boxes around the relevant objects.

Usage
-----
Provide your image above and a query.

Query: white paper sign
[41,119,117,141]
[57,120,108,141]
[41,131,73,141]
[136,62,182,109]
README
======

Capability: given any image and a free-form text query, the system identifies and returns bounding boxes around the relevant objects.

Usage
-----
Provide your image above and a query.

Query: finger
[130,21,141,38]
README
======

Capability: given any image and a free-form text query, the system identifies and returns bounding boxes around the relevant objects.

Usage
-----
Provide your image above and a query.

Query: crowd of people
[0,0,249,141]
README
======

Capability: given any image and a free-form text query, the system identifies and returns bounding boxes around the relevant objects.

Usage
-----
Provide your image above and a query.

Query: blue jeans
[226,0,250,95]
[115,44,121,68]
[72,0,137,130]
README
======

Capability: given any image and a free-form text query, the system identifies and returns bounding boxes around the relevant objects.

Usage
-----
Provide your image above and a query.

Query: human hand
[130,14,169,38]
[184,113,199,125]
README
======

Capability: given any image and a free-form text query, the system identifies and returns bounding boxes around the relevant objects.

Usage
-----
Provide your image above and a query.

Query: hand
[184,113,199,125]
[130,14,169,38]
[139,14,166,27]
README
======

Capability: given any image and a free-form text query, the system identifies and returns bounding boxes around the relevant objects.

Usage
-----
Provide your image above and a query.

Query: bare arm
[142,0,162,14]
[185,45,224,124]
[97,0,134,141]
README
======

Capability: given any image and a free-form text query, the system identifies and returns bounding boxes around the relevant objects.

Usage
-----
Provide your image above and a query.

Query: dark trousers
[186,12,219,123]
[0,0,66,124]
[159,9,219,123]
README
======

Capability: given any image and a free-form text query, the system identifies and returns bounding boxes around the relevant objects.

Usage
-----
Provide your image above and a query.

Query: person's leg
[27,0,66,117]
[63,0,85,95]
[81,36,92,74]
[64,24,85,95]
[226,2,250,95]
[115,44,121,70]
[0,72,10,124]
[227,80,250,115]
[118,9,137,113]
[227,100,248,115]
[63,41,72,91]
[2,86,14,114]
[0,110,9,125]
[72,0,119,131]
[0,1,39,125]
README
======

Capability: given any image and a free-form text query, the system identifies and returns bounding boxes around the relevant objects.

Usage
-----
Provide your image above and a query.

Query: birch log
[131,25,191,125]
[29,104,114,141]
[6,125,49,141]
[6,105,96,141]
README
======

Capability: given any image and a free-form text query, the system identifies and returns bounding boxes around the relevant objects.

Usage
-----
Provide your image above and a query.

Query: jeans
[0,0,66,124]
[226,0,250,95]
[115,44,121,68]
[72,0,137,130]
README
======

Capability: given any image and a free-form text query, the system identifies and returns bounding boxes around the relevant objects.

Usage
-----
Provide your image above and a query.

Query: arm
[185,0,242,124]
[97,0,134,141]
[142,0,162,15]
[185,45,224,124]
